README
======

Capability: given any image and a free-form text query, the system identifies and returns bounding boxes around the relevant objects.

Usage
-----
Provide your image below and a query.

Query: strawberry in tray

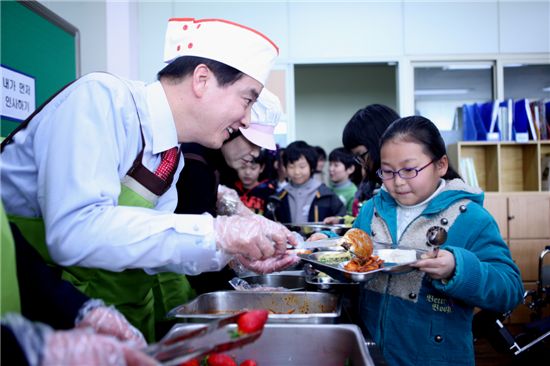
[236,309,269,335]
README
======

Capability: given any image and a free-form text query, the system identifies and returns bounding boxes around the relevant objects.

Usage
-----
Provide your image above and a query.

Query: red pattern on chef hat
[240,88,282,151]
[163,17,279,86]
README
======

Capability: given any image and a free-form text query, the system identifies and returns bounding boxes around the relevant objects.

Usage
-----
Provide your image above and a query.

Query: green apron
[7,176,195,342]
[1,201,21,316]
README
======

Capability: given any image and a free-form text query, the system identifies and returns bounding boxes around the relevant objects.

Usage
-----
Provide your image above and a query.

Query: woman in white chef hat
[1,17,299,344]
[174,89,295,296]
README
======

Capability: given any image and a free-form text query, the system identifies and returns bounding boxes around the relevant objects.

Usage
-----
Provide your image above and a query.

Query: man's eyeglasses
[353,151,369,165]
[376,160,434,180]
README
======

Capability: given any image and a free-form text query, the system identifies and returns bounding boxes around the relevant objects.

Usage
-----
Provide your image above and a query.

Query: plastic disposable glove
[306,232,329,242]
[1,313,157,366]
[75,299,147,348]
[216,185,254,216]
[214,214,298,260]
[234,253,301,274]
[43,329,158,366]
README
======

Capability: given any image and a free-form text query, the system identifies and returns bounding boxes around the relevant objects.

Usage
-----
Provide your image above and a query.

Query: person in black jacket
[265,140,346,224]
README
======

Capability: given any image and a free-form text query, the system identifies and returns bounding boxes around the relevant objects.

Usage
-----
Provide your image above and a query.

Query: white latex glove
[75,300,146,348]
[216,185,254,216]
[234,253,301,274]
[43,329,157,366]
[214,214,298,260]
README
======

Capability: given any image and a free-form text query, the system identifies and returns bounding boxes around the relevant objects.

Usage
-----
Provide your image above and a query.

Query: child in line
[328,147,357,215]
[323,104,400,226]
[265,140,346,223]
[313,145,327,184]
[312,116,524,366]
[234,150,276,215]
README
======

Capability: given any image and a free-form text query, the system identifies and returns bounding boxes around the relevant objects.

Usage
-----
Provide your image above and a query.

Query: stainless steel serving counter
[162,270,387,365]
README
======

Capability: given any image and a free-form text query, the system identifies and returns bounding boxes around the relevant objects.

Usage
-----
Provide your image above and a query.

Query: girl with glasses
[362,116,523,365]
[314,115,524,366]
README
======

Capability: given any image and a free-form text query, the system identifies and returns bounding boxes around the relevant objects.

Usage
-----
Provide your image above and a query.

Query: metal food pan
[284,222,351,236]
[165,323,374,366]
[240,274,306,291]
[167,291,340,324]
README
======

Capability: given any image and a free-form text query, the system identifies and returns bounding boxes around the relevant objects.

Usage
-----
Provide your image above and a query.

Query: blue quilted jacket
[352,179,524,366]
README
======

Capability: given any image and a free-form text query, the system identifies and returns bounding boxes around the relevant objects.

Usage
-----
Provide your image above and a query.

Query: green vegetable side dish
[317,252,351,265]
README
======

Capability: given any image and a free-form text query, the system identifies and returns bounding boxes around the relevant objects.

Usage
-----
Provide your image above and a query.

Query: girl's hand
[306,232,329,242]
[410,249,455,282]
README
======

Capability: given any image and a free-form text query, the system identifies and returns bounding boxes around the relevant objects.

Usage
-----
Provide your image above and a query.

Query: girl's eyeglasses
[353,151,369,165]
[376,160,434,180]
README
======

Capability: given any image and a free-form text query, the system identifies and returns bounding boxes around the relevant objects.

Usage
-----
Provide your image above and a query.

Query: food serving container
[167,291,341,324]
[299,246,424,283]
[165,323,375,366]
[240,273,306,291]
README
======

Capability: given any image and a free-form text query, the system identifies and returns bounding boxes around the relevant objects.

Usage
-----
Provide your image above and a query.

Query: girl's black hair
[379,115,461,180]
[328,147,355,169]
[157,56,244,86]
[342,104,400,183]
[283,140,317,174]
[314,145,327,161]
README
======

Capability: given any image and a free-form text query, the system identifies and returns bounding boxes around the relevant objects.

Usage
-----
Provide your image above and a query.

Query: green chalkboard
[1,0,79,136]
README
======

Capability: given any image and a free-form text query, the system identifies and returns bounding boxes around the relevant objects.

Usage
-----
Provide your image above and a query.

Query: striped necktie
[155,147,179,181]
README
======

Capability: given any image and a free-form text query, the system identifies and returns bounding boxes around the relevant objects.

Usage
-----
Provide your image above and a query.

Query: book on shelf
[479,101,500,140]
[542,153,550,191]
[544,100,550,140]
[462,104,477,141]
[513,99,536,142]
[459,157,479,188]
[462,104,487,141]
[498,99,513,141]
[529,101,543,140]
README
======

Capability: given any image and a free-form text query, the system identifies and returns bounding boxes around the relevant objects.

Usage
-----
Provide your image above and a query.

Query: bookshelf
[449,141,550,323]
[448,141,550,192]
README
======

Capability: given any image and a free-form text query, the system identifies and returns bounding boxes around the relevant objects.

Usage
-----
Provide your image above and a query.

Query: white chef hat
[240,88,282,151]
[163,17,279,86]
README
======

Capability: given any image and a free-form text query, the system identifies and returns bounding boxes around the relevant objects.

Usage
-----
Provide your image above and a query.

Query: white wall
[37,0,550,149]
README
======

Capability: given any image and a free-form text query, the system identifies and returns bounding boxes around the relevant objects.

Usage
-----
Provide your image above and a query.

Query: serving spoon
[426,226,447,258]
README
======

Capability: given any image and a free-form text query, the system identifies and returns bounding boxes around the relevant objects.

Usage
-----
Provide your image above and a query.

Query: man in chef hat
[1,17,298,344]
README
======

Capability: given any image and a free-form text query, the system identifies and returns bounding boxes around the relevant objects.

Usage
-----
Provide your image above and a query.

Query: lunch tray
[298,247,425,283]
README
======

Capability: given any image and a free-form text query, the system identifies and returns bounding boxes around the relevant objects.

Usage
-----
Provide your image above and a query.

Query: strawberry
[237,310,269,334]
[240,360,258,366]
[207,353,237,366]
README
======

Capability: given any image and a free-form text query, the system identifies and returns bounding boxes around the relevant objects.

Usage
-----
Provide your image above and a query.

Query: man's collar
[146,81,178,154]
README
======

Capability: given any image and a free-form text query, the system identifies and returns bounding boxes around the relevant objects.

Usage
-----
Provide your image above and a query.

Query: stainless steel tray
[165,323,375,366]
[167,291,341,324]
[284,222,351,236]
[299,247,423,283]
[240,274,306,291]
